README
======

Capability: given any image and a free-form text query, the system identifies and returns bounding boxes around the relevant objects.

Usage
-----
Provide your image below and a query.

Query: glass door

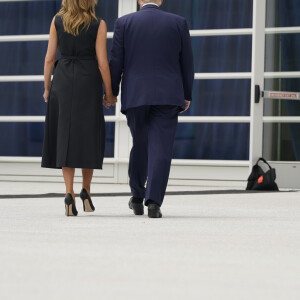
[262,0,300,188]
[160,0,254,187]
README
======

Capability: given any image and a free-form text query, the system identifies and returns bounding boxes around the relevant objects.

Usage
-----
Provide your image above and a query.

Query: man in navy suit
[109,0,194,218]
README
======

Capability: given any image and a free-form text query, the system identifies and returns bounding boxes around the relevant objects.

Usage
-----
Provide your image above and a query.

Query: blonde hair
[57,0,98,36]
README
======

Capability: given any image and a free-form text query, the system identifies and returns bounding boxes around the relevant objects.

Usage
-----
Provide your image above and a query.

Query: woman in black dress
[42,0,116,216]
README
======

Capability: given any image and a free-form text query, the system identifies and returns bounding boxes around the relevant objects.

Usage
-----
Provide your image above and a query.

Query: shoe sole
[148,210,162,218]
[83,199,95,212]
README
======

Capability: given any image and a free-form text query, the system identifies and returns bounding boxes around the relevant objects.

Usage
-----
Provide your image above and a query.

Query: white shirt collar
[142,3,159,8]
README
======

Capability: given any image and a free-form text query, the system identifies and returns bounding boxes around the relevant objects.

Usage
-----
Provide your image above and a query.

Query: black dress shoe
[128,197,144,215]
[148,203,162,218]
[64,193,78,216]
[80,188,95,212]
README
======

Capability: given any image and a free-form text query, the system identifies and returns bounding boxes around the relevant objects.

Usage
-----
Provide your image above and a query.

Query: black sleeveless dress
[42,15,105,169]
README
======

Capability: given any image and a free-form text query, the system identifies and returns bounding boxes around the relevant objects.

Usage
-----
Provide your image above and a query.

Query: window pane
[0,82,45,116]
[0,41,47,76]
[161,0,253,30]
[0,1,61,35]
[192,36,252,73]
[266,0,300,28]
[183,79,250,117]
[264,79,300,117]
[265,34,300,72]
[0,122,115,157]
[173,123,249,160]
[263,123,300,161]
[0,0,118,35]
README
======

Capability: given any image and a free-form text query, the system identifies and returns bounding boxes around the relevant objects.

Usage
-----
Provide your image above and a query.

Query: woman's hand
[107,95,117,106]
[103,95,110,108]
[43,90,50,103]
[103,94,117,108]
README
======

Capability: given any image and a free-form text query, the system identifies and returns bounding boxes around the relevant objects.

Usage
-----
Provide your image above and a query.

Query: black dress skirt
[42,15,105,169]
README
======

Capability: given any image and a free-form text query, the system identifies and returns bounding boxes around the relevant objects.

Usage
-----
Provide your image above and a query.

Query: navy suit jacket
[109,4,194,114]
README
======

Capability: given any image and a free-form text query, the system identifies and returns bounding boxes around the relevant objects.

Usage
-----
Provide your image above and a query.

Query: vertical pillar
[114,0,137,183]
[118,0,137,16]
[249,0,266,170]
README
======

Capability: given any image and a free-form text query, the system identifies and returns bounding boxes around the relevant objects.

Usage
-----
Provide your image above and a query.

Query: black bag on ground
[246,158,279,191]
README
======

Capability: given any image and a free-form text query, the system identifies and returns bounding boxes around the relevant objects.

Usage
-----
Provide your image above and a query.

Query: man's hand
[180,100,191,113]
[43,90,50,103]
[103,94,117,109]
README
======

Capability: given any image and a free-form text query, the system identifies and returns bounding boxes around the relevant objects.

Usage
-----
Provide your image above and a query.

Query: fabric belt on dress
[60,55,96,61]
[54,55,96,68]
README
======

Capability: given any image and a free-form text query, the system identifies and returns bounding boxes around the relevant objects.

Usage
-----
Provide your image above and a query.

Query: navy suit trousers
[126,105,179,206]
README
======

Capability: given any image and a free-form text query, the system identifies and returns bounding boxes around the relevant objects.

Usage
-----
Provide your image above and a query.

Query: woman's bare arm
[96,20,117,107]
[43,17,58,102]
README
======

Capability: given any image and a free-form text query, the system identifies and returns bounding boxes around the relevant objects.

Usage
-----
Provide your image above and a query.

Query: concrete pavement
[0,182,299,300]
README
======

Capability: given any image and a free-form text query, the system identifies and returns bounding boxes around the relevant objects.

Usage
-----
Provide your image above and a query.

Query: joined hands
[103,94,117,109]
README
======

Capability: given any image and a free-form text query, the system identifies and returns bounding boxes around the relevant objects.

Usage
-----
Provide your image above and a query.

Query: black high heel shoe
[64,193,78,216]
[80,188,95,212]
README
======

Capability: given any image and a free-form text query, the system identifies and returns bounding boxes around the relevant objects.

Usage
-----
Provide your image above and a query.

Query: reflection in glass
[265,34,300,72]
[173,123,249,160]
[263,123,300,161]
[264,0,300,164]
[264,79,300,117]
[263,79,300,162]
[264,0,300,161]
[266,0,300,28]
